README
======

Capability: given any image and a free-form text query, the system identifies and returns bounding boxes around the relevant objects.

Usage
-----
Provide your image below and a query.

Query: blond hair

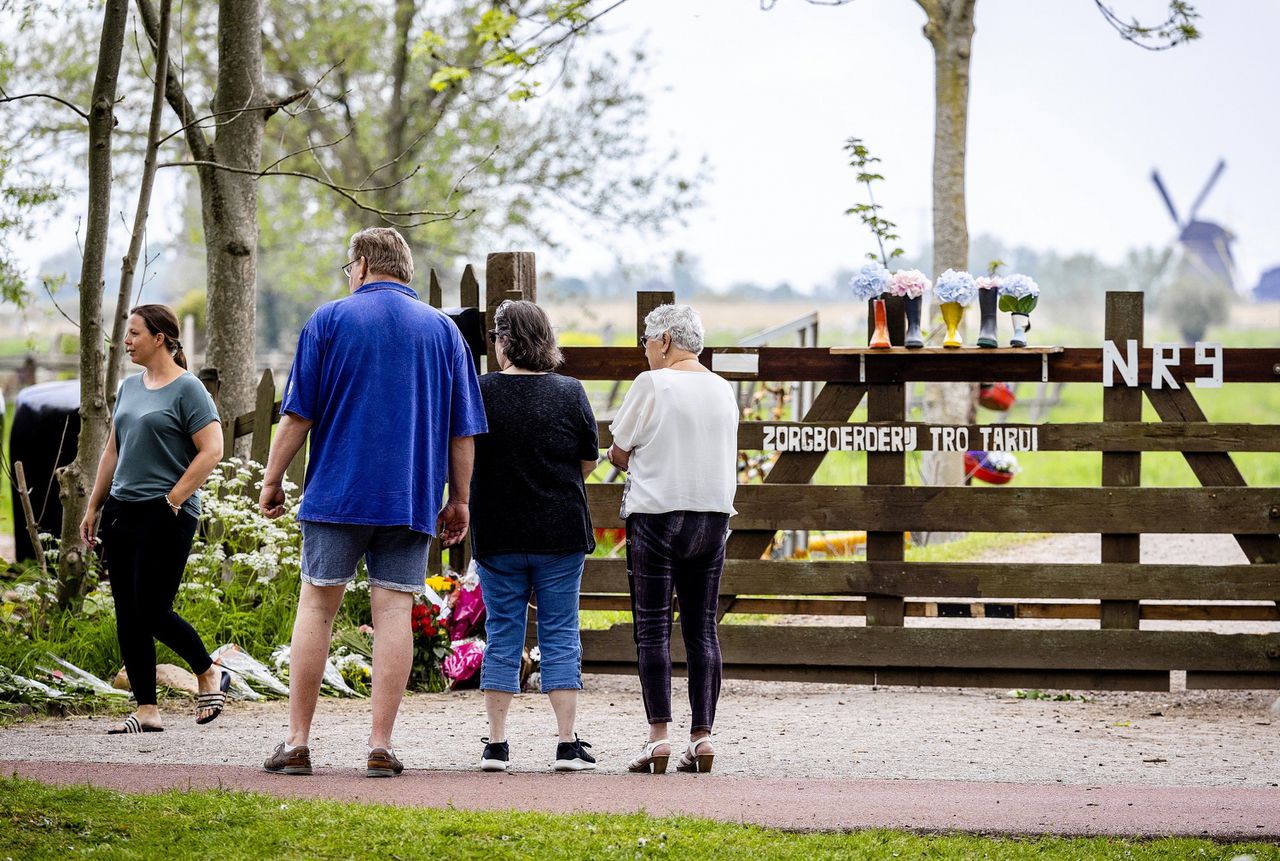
[348,227,414,283]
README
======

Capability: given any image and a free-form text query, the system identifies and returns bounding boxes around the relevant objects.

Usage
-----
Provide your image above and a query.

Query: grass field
[1,778,1275,861]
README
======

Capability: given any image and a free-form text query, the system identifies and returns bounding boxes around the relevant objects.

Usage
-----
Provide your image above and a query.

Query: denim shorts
[299,520,433,593]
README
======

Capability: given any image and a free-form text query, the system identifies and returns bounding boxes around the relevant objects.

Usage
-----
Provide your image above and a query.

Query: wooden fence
[219,254,1280,692]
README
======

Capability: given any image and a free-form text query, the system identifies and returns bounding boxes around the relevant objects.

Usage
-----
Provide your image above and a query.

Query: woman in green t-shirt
[79,304,227,734]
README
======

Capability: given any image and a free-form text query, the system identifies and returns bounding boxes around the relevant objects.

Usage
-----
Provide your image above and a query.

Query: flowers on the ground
[849,261,891,302]
[934,269,978,306]
[410,597,451,691]
[998,273,1040,313]
[887,269,930,299]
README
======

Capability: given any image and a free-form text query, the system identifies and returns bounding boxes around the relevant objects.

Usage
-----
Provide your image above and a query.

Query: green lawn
[1,778,1275,861]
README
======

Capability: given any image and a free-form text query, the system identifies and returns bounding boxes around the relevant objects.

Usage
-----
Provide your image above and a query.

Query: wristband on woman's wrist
[164,493,181,513]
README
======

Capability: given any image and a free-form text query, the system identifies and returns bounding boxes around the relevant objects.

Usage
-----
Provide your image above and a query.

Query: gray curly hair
[643,304,705,355]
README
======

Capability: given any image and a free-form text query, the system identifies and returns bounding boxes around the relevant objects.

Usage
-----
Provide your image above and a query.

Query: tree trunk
[202,0,266,424]
[54,0,129,607]
[106,0,172,407]
[919,0,977,543]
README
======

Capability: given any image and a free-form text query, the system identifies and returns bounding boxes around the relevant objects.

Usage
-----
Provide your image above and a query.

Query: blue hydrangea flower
[998,274,1040,300]
[849,262,891,302]
[933,269,978,306]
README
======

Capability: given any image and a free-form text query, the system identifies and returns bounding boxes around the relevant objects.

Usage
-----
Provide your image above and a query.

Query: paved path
[6,760,1279,839]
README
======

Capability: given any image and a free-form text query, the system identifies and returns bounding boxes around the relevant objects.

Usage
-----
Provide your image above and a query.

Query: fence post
[485,253,536,370]
[428,268,443,309]
[1101,292,1143,630]
[247,370,276,501]
[865,295,907,626]
[636,289,674,346]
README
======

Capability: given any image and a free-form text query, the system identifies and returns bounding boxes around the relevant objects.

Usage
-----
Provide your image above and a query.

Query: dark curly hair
[493,300,562,372]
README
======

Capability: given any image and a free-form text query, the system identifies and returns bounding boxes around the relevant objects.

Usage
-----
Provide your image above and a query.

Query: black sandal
[195,668,231,725]
[107,714,164,734]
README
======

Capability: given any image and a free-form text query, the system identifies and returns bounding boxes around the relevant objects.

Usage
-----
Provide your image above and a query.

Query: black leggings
[626,511,730,733]
[100,496,211,706]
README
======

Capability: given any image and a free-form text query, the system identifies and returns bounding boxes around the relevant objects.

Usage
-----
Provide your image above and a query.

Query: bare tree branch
[136,0,212,162]
[260,131,352,174]
[0,90,90,121]
[156,157,461,227]
[156,90,310,146]
[108,0,172,404]
[43,277,79,329]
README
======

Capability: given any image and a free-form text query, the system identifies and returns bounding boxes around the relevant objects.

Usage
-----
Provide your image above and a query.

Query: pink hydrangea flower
[976,276,1002,291]
[887,269,930,299]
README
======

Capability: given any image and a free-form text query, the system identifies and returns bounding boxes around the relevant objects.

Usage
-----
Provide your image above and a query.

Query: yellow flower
[425,575,456,593]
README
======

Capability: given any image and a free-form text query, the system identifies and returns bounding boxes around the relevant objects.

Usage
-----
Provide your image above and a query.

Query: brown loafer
[263,742,312,776]
[367,747,403,778]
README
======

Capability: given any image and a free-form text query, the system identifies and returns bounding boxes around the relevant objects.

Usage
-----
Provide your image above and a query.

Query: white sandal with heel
[627,739,671,774]
[676,737,714,773]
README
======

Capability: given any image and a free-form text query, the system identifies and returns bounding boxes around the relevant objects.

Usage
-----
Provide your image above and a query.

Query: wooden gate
[217,257,1280,691]
[559,290,1280,692]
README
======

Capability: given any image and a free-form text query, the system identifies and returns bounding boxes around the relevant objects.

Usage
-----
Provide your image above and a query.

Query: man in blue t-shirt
[259,227,487,778]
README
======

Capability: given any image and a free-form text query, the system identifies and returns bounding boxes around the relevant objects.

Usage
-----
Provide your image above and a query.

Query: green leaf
[508,81,541,102]
[475,8,518,44]
[998,295,1016,313]
[428,66,472,92]
[410,29,446,63]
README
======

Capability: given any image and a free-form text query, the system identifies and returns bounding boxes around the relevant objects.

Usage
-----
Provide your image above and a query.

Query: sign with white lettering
[761,425,1040,453]
[1101,340,1222,388]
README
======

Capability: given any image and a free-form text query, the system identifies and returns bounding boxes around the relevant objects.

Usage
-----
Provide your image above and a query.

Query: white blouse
[610,368,739,518]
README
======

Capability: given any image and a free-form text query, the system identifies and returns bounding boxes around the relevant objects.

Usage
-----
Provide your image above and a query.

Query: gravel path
[4,532,1278,836]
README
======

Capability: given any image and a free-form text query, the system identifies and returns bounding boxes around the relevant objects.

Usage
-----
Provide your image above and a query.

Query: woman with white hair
[607,303,739,774]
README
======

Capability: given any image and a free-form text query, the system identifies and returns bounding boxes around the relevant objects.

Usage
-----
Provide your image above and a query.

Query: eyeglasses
[640,333,663,348]
[340,257,362,278]
[487,330,499,344]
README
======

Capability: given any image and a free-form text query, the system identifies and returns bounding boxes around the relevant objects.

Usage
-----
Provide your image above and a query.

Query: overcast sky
[537,0,1279,293]
[11,0,1277,297]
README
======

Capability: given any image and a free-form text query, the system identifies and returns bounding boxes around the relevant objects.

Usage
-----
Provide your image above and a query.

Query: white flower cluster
[187,458,303,586]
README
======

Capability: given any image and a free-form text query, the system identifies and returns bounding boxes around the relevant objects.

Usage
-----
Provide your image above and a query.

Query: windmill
[1150,159,1236,289]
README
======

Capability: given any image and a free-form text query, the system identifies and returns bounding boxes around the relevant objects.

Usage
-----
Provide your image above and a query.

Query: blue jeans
[477,551,585,694]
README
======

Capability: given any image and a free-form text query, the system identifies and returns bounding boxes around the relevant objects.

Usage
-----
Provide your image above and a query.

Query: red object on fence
[965,451,1015,485]
[979,383,1016,411]
[594,527,625,545]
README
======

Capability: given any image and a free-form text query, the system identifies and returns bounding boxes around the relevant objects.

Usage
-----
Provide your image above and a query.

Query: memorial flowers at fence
[849,262,892,348]
[976,274,1002,348]
[411,597,451,692]
[998,274,1040,347]
[965,450,1020,485]
[888,269,931,348]
[934,269,978,348]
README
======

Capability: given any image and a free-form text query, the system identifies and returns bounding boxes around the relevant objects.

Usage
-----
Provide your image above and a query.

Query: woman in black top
[470,300,599,773]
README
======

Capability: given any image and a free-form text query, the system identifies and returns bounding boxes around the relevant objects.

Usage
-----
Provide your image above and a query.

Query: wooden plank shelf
[828,345,1064,355]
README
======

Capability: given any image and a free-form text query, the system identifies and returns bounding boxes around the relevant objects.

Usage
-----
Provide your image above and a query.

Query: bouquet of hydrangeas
[887,269,930,299]
[997,274,1039,314]
[976,275,1002,291]
[849,262,891,302]
[934,269,978,306]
